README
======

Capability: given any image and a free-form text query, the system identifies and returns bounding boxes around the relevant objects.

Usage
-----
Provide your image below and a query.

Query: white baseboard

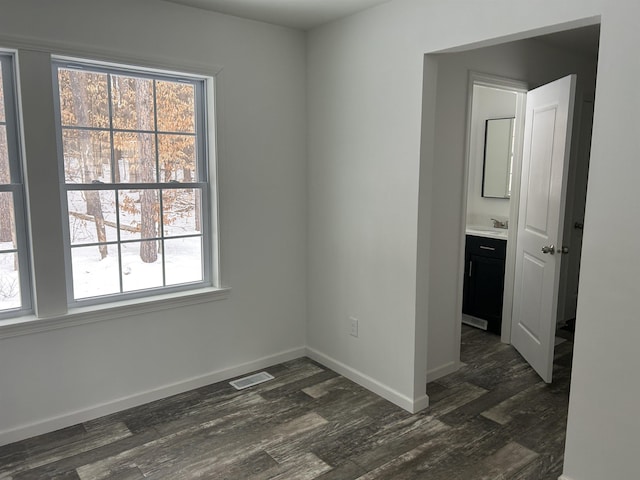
[558,475,575,480]
[427,360,462,383]
[0,346,306,447]
[306,347,429,414]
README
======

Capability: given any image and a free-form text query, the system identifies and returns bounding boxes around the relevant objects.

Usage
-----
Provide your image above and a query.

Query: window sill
[0,286,230,340]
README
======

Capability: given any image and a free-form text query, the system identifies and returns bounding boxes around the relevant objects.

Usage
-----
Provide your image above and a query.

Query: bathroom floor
[0,325,573,479]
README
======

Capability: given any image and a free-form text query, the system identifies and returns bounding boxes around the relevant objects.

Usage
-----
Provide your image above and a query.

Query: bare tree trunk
[140,193,158,263]
[0,195,12,242]
[69,72,108,259]
[0,133,13,243]
[195,189,201,232]
[136,79,158,263]
[0,118,18,269]
[113,148,122,183]
[12,203,17,270]
[86,191,108,258]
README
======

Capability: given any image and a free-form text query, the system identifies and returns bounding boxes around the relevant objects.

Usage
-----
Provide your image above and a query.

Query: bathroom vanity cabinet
[463,234,506,334]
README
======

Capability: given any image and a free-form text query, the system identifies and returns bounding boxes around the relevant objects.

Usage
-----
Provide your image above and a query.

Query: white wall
[0,0,307,445]
[307,4,431,411]
[308,1,640,479]
[466,86,516,226]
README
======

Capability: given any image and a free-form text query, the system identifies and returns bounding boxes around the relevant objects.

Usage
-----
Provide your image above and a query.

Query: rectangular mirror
[482,117,515,198]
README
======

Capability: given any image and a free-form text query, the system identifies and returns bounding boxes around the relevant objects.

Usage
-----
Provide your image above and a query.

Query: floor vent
[229,371,275,390]
[462,315,488,331]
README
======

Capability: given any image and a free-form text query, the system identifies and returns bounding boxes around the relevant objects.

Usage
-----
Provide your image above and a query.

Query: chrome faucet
[491,218,508,229]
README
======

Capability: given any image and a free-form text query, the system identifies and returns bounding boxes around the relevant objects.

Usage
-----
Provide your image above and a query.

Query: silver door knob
[541,245,555,254]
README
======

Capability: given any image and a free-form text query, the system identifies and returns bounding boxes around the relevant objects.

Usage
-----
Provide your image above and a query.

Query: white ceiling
[161,0,392,30]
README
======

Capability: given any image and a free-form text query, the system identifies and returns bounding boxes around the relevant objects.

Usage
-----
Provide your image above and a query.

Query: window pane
[0,192,16,251]
[0,126,9,184]
[164,237,203,285]
[71,244,120,299]
[156,80,195,133]
[162,188,201,237]
[121,240,163,292]
[62,129,111,184]
[58,69,109,128]
[111,75,154,131]
[0,252,21,310]
[67,190,117,245]
[0,66,5,123]
[158,134,196,182]
[118,189,159,241]
[113,132,157,183]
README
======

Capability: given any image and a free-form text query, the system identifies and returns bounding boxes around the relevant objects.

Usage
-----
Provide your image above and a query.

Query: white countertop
[465,226,509,240]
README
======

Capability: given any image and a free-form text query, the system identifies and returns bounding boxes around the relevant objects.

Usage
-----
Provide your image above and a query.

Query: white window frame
[52,57,216,307]
[0,51,32,319]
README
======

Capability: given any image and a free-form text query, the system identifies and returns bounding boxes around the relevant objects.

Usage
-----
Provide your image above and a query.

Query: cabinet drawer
[466,235,506,259]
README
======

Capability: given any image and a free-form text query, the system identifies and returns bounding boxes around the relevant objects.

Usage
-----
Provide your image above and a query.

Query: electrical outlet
[349,316,358,337]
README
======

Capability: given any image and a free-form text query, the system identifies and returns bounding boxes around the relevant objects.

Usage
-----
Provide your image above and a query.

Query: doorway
[461,76,526,339]
[425,23,600,384]
[422,24,600,478]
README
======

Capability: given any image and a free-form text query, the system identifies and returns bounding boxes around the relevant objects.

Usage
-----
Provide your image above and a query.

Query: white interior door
[511,75,576,383]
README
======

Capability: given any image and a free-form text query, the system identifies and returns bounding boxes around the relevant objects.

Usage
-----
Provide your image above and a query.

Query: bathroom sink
[466,225,508,239]
[467,225,497,232]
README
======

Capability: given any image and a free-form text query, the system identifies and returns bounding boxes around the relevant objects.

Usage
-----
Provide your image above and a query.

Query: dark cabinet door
[464,254,505,331]
[463,235,506,334]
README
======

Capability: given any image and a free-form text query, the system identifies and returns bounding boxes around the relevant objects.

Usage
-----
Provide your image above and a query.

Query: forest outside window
[0,53,31,318]
[53,59,212,305]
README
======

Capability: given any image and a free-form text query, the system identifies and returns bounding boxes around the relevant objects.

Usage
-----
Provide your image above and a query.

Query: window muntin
[54,60,211,304]
[0,53,31,317]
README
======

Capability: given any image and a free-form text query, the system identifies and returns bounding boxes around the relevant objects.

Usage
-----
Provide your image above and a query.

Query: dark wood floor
[0,325,573,479]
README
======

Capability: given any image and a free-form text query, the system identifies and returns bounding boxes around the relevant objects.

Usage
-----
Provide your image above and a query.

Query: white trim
[0,345,304,447]
[411,394,430,414]
[427,360,462,383]
[502,87,527,344]
[306,347,429,414]
[470,71,529,94]
[558,475,576,480]
[460,72,528,349]
[207,75,222,287]
[0,287,230,339]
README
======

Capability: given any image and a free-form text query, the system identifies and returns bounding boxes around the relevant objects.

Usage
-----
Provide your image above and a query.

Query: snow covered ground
[0,249,20,310]
[69,189,204,300]
[0,188,204,311]
[72,236,203,299]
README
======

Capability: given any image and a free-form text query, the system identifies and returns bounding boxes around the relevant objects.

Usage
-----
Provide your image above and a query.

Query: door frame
[459,72,527,344]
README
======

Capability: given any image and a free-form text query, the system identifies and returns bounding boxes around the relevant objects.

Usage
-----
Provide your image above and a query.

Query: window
[53,60,212,304]
[0,53,31,318]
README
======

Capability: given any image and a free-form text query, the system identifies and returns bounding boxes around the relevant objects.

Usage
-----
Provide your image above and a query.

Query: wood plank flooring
[0,325,573,479]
